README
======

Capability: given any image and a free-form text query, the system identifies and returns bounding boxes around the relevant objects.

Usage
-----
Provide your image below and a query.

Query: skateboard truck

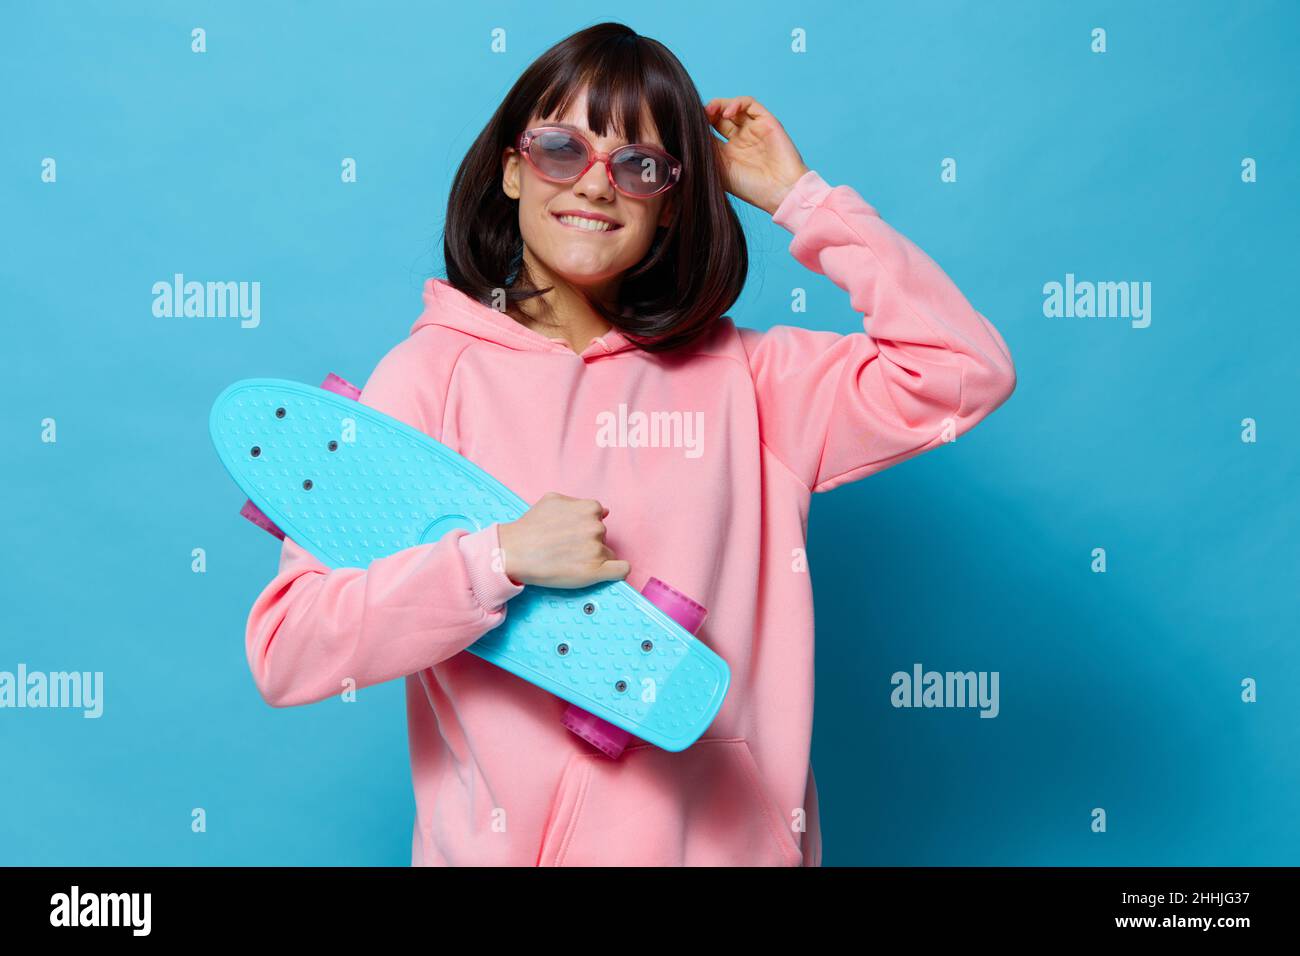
[235,373,713,760]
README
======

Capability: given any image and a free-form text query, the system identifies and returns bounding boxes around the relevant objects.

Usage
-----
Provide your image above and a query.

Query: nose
[573,158,616,202]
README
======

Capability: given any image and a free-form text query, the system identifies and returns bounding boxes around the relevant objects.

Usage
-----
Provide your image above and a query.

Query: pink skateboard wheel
[562,576,709,759]
[640,577,708,635]
[239,372,362,537]
[239,499,285,540]
[320,372,362,401]
[560,708,634,759]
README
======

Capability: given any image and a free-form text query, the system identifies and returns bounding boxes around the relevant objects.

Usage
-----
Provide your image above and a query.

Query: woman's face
[502,88,676,300]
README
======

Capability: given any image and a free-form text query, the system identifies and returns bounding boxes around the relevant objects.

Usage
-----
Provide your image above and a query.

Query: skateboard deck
[209,378,730,752]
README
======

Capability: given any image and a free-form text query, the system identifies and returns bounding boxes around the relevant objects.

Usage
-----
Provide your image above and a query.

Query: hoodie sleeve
[243,338,524,708]
[739,170,1016,493]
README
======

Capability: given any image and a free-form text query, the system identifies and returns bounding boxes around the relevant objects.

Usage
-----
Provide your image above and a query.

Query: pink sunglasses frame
[516,125,683,199]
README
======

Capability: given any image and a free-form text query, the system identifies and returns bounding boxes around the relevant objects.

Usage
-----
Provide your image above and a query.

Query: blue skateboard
[209,375,730,754]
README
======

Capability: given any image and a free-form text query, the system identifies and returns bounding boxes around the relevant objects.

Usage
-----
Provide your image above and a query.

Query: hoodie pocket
[535,737,804,867]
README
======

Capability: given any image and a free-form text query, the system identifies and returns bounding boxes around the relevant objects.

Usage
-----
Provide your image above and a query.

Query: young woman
[245,22,1016,866]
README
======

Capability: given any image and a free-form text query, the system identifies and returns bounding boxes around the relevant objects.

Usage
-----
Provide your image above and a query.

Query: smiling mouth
[552,213,621,233]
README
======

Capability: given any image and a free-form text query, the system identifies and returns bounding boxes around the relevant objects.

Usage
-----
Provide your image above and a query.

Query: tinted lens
[531,130,588,179]
[611,146,672,195]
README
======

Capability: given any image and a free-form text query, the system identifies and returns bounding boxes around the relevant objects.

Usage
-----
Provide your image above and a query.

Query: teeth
[557,214,614,232]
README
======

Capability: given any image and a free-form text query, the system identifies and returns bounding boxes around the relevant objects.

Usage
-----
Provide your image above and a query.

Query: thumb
[594,559,630,581]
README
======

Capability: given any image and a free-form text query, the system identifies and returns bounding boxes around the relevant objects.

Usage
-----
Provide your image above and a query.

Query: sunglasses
[517,126,682,199]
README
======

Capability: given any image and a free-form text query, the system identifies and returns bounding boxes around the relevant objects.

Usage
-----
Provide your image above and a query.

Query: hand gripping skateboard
[209,375,729,757]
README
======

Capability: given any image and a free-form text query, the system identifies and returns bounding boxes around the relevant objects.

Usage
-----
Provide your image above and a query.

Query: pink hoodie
[244,170,1016,866]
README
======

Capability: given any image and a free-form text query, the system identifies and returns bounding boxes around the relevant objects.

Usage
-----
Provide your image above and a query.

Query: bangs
[532,47,677,153]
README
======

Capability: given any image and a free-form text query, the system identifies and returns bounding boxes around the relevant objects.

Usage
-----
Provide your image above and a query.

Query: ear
[502,147,521,200]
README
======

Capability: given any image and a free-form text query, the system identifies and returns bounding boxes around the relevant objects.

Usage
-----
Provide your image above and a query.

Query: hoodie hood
[410,278,637,359]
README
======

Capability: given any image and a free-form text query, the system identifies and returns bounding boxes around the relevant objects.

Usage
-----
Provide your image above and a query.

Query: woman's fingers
[506,492,629,588]
[705,97,743,137]
[727,96,761,120]
[705,96,771,143]
[595,559,631,581]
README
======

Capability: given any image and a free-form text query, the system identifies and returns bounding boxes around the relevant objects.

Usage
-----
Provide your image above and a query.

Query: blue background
[3,1,1296,865]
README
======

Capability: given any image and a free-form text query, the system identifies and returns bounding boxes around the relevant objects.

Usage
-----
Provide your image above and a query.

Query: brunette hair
[442,21,748,352]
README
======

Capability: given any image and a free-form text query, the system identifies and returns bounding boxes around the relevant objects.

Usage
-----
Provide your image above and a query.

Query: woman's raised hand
[704,96,811,216]
[498,492,631,588]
